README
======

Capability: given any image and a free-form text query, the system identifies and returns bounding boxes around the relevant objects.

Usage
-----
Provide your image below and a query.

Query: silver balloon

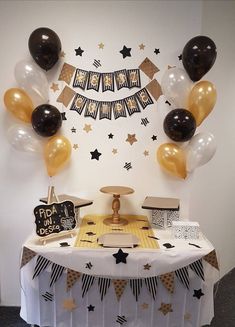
[6,124,43,154]
[14,60,49,106]
[186,132,217,172]
[161,67,193,108]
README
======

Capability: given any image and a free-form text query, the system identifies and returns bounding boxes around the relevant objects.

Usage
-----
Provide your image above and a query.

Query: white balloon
[186,132,217,172]
[161,67,193,108]
[6,124,43,155]
[14,60,49,107]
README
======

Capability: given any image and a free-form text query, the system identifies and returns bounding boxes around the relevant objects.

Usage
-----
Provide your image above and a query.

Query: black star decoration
[108,133,114,139]
[178,54,182,61]
[75,46,84,56]
[113,248,129,264]
[154,48,160,55]
[151,135,157,141]
[61,112,67,120]
[193,289,204,299]
[90,149,102,160]
[120,45,132,58]
[87,304,95,312]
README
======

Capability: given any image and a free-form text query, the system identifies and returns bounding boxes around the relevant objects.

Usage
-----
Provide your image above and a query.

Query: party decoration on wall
[90,149,102,160]
[157,143,187,179]
[154,48,160,55]
[152,135,157,141]
[98,42,104,49]
[73,68,89,89]
[139,43,145,50]
[83,124,92,133]
[50,83,59,92]
[186,132,217,172]
[58,62,76,85]
[14,60,49,106]
[93,59,101,68]
[102,73,114,92]
[146,79,162,101]
[161,67,193,108]
[124,162,132,171]
[126,134,137,145]
[141,118,149,126]
[28,27,61,71]
[139,57,159,79]
[188,81,217,126]
[182,35,217,82]
[44,135,72,177]
[32,104,62,137]
[4,88,34,123]
[120,45,132,58]
[75,46,84,56]
[57,86,76,107]
[178,54,182,61]
[163,109,196,142]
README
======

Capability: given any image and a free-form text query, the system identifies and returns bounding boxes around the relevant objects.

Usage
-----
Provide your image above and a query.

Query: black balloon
[163,109,196,142]
[182,35,217,82]
[28,27,61,71]
[32,104,62,137]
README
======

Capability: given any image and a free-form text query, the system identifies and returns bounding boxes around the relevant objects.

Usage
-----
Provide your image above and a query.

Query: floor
[0,268,234,327]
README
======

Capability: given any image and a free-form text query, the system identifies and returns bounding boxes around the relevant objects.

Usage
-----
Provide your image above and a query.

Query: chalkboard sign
[34,201,76,237]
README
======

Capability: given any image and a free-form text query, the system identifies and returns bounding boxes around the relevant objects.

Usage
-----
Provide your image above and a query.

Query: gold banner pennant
[87,71,101,92]
[73,68,89,90]
[21,246,37,268]
[139,57,160,80]
[58,63,76,85]
[203,250,219,270]
[127,69,141,89]
[57,86,76,107]
[84,99,99,119]
[70,93,87,115]
[67,269,81,291]
[146,79,162,101]
[159,272,174,294]
[113,100,127,119]
[125,95,141,116]
[102,73,115,92]
[114,69,129,90]
[113,279,128,301]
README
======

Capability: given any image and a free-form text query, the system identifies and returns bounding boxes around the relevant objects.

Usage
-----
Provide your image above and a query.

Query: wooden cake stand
[100,186,134,226]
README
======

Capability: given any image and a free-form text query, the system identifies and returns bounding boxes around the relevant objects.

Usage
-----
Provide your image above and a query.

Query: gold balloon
[188,81,217,126]
[4,88,34,123]
[157,143,187,179]
[44,135,72,177]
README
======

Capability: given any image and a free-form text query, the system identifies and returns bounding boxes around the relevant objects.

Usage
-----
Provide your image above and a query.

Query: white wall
[0,0,234,306]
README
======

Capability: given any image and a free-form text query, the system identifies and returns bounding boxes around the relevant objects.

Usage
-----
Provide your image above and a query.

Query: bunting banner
[113,279,128,302]
[102,73,115,92]
[81,274,95,298]
[189,259,205,281]
[67,269,81,291]
[32,255,51,280]
[129,279,143,302]
[98,277,111,301]
[87,71,101,91]
[58,63,76,85]
[49,263,65,287]
[145,277,158,300]
[21,246,37,268]
[203,250,219,270]
[175,267,189,289]
[139,57,160,79]
[159,272,174,294]
[56,86,76,107]
[73,68,89,90]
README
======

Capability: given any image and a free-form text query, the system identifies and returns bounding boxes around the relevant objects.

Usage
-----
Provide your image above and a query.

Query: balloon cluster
[158,36,217,179]
[3,28,72,177]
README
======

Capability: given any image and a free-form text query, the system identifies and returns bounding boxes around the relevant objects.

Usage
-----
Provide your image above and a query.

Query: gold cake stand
[100,186,134,226]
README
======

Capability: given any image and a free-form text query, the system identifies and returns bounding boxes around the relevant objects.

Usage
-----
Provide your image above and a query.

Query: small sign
[34,201,76,237]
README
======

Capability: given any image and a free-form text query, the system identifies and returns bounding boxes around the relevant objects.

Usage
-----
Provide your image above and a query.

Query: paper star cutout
[83,124,92,133]
[71,127,76,133]
[151,135,157,141]
[120,45,132,58]
[143,150,149,156]
[87,304,95,311]
[61,112,67,120]
[60,51,66,57]
[75,46,84,56]
[178,54,182,61]
[126,134,137,145]
[90,149,102,160]
[144,263,151,270]
[112,148,118,154]
[108,133,114,139]
[154,48,160,55]
[124,162,132,171]
[184,313,191,321]
[73,144,78,150]
[50,82,59,92]
[85,262,93,269]
[98,42,104,49]
[193,289,204,299]
[63,298,77,311]
[113,248,129,264]
[158,302,173,315]
[139,43,145,50]
[141,303,149,309]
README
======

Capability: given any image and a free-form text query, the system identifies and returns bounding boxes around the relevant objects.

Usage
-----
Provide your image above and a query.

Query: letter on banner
[87,72,101,91]
[114,70,129,90]
[102,73,115,92]
[99,102,112,120]
[136,88,154,109]
[73,69,89,90]
[127,69,141,88]
[113,100,127,119]
[84,99,99,119]
[70,93,87,115]
[125,95,141,116]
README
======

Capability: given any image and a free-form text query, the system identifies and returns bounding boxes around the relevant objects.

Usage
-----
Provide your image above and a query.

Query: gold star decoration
[112,148,118,154]
[63,298,77,311]
[60,51,66,57]
[143,150,149,156]
[126,134,137,145]
[158,302,173,315]
[139,43,145,50]
[144,263,151,270]
[141,303,149,310]
[98,42,104,49]
[50,82,59,92]
[73,144,78,150]
[184,313,191,321]
[83,124,92,133]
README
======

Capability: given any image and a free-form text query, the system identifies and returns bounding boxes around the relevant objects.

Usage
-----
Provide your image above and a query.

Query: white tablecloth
[20,228,219,327]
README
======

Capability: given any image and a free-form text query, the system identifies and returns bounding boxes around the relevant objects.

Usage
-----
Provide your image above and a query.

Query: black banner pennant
[70,93,87,115]
[84,99,99,119]
[145,277,158,300]
[125,95,141,116]
[113,100,127,119]
[82,274,95,297]
[175,267,189,289]
[98,277,111,301]
[33,256,51,279]
[87,71,101,91]
[136,88,154,109]
[99,101,112,120]
[127,69,141,88]
[129,279,143,302]
[49,263,65,287]
[73,69,89,90]
[102,73,115,92]
[189,259,205,281]
[114,69,129,90]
